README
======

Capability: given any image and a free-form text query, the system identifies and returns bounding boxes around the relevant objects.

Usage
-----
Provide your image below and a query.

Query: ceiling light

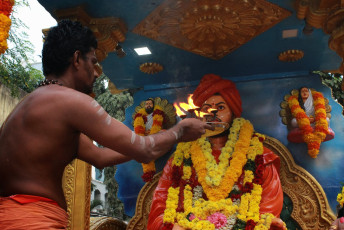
[134,47,151,55]
[282,29,298,38]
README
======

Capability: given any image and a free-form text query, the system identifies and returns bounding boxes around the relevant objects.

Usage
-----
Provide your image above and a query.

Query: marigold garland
[288,90,328,158]
[337,184,344,208]
[133,105,165,182]
[162,118,284,230]
[0,0,14,55]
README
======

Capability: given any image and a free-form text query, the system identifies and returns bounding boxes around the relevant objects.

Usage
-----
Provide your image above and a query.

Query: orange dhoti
[0,195,68,229]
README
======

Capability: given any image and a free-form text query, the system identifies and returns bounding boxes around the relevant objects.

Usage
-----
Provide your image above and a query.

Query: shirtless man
[0,20,211,229]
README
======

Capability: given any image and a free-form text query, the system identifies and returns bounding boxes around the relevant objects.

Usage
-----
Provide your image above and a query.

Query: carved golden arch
[126,136,336,230]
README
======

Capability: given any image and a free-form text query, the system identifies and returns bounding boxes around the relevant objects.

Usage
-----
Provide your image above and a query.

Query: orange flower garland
[288,90,328,158]
[0,0,14,54]
[133,105,165,182]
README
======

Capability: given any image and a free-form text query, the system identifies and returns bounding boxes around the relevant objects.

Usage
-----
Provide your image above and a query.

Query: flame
[199,111,206,118]
[187,95,196,107]
[174,103,185,117]
[175,94,204,118]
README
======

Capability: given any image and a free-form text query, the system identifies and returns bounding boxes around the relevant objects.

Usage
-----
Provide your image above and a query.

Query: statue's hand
[269,217,286,230]
[309,116,315,123]
[172,224,187,230]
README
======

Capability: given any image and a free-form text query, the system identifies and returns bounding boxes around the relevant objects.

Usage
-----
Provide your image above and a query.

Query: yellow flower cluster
[0,0,14,54]
[163,186,180,223]
[163,118,281,229]
[255,213,275,230]
[337,185,344,207]
[133,105,164,178]
[191,119,253,201]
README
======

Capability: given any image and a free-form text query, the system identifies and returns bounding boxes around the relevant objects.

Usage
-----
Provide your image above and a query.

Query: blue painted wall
[116,72,344,217]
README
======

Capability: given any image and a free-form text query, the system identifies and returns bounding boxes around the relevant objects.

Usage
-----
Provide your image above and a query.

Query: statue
[147,74,286,230]
[280,87,334,158]
[133,97,176,182]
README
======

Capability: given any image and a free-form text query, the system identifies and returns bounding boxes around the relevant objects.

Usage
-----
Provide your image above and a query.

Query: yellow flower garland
[0,0,14,54]
[133,105,164,181]
[288,90,328,158]
[191,119,253,201]
[163,118,281,230]
[337,185,344,207]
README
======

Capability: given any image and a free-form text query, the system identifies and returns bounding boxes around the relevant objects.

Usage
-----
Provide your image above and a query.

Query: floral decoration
[133,105,165,182]
[288,90,328,158]
[162,118,284,230]
[337,184,344,208]
[0,0,14,55]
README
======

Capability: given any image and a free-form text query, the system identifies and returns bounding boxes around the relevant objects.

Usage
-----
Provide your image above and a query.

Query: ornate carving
[295,0,344,72]
[62,160,76,229]
[90,216,127,230]
[264,137,336,229]
[126,173,161,230]
[295,0,339,29]
[132,97,177,129]
[62,159,92,230]
[279,88,332,130]
[139,62,164,74]
[54,6,127,62]
[126,136,336,230]
[133,0,291,60]
[278,49,304,62]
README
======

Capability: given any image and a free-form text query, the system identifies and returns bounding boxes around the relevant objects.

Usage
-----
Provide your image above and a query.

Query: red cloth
[147,147,283,230]
[192,74,242,117]
[0,195,68,229]
[9,194,59,207]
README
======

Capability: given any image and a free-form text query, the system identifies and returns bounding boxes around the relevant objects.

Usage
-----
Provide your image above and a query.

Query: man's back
[0,85,80,209]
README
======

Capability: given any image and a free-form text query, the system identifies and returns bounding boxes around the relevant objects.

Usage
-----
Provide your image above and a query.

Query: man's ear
[72,50,81,69]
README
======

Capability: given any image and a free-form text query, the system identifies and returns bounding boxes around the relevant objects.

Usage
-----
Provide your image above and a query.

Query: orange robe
[147,147,283,230]
[0,195,68,229]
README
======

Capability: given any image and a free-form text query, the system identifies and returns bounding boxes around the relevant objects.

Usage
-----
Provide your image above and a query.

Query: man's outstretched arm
[64,91,212,166]
[77,133,132,169]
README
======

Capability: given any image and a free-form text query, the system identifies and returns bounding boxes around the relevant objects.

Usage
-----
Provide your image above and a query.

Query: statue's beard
[145,107,154,114]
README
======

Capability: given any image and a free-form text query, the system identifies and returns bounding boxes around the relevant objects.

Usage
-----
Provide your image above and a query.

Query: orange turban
[192,74,242,117]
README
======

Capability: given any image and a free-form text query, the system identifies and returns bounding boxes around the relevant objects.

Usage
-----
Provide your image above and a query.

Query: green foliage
[314,71,344,109]
[0,0,44,97]
[93,74,134,121]
[92,75,133,220]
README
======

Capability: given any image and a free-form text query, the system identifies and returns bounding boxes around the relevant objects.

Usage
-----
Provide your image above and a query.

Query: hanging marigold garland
[0,0,15,55]
[288,90,328,158]
[162,118,285,230]
[134,105,165,182]
[337,184,344,208]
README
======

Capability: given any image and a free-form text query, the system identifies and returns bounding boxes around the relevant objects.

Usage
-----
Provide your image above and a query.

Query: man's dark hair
[42,20,98,77]
[146,98,155,107]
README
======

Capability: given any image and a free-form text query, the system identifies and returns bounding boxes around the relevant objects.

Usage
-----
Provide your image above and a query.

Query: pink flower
[207,212,227,228]
[189,213,196,221]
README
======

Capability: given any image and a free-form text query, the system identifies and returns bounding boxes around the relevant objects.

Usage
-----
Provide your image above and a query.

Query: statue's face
[300,87,309,101]
[145,100,154,114]
[200,95,233,124]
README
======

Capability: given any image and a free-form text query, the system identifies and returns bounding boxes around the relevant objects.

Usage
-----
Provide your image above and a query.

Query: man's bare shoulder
[29,85,94,109]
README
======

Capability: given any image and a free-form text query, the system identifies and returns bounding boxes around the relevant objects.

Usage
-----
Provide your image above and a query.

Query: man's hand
[269,218,287,230]
[177,118,214,142]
